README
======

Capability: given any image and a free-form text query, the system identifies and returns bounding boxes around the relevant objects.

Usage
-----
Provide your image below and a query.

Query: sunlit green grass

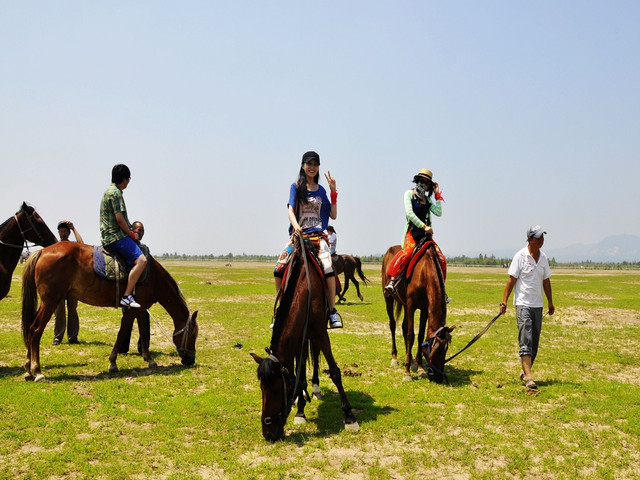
[1,262,639,479]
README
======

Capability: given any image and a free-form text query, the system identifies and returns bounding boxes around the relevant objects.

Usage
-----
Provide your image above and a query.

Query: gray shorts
[516,306,543,363]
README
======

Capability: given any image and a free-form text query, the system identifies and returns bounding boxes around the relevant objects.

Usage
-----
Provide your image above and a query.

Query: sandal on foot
[525,378,537,389]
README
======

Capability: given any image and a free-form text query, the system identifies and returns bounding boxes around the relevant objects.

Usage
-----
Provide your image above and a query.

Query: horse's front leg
[318,337,359,432]
[137,311,157,368]
[385,296,398,367]
[293,358,309,425]
[416,308,429,377]
[310,340,322,399]
[403,306,417,380]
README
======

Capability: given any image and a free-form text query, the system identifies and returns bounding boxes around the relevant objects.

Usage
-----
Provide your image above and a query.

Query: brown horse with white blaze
[21,242,198,382]
[0,203,57,301]
[382,240,454,383]
[251,237,358,442]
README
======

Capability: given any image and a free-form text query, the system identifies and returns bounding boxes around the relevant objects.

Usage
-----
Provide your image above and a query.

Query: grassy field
[1,261,639,480]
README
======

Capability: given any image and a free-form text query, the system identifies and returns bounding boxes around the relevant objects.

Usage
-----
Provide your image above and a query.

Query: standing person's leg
[517,306,537,389]
[530,307,543,366]
[118,308,132,354]
[53,301,66,345]
[66,295,80,343]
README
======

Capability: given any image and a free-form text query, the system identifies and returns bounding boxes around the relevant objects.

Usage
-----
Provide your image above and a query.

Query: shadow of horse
[284,390,395,443]
[45,364,193,382]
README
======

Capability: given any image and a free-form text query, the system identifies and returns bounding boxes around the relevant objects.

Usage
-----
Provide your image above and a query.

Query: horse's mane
[151,257,187,305]
[270,253,303,355]
[1,203,36,233]
[425,242,447,323]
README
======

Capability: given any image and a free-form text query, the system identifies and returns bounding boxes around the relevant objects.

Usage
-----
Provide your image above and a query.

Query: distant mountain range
[468,234,640,263]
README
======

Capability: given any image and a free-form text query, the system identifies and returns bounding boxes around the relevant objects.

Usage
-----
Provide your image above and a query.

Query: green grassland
[1,262,639,479]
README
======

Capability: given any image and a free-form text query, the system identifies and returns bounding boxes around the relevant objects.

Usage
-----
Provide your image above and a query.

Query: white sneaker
[328,309,343,329]
[120,295,141,308]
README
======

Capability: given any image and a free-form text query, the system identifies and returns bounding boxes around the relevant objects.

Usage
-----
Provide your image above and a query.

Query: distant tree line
[157,252,639,269]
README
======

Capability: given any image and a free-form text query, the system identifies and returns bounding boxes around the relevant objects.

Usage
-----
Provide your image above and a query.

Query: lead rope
[444,312,503,364]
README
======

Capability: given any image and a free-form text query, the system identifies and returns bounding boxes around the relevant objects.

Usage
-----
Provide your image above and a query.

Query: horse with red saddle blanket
[382,237,454,383]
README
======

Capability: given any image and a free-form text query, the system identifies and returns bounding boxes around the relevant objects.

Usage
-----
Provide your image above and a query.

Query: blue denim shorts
[108,236,144,267]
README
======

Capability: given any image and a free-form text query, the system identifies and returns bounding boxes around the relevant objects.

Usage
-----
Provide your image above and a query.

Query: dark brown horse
[1,203,57,301]
[381,241,454,383]
[251,237,358,442]
[332,254,370,302]
[21,242,198,382]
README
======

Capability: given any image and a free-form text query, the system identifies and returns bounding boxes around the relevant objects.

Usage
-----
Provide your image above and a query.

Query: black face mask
[415,182,429,200]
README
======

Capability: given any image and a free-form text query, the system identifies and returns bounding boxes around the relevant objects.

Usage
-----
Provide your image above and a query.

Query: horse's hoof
[293,415,307,425]
[403,373,412,382]
[148,360,158,369]
[390,359,398,367]
[109,364,118,373]
[311,384,322,400]
[345,421,360,432]
[24,372,34,381]
[411,361,418,373]
[33,374,46,383]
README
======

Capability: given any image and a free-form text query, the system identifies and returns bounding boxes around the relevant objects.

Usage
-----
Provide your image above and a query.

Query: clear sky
[2,1,639,257]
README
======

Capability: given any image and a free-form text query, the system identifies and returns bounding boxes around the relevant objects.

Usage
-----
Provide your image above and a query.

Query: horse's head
[422,325,455,383]
[173,311,198,366]
[251,352,293,442]
[17,203,57,247]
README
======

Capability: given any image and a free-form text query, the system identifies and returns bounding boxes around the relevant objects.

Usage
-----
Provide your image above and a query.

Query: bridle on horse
[173,312,196,358]
[421,326,451,383]
[0,212,47,250]
[261,351,295,427]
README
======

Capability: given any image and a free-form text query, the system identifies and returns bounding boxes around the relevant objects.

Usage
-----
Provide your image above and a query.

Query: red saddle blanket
[406,240,434,279]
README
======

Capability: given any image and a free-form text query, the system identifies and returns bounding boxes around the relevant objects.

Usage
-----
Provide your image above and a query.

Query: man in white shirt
[500,225,555,390]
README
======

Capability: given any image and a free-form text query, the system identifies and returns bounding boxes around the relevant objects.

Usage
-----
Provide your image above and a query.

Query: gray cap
[527,225,546,238]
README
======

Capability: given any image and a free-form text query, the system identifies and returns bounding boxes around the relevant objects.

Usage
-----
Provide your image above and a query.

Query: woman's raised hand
[325,171,337,192]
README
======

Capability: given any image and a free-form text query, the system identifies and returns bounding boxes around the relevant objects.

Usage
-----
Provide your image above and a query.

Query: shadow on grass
[336,300,372,307]
[20,356,194,382]
[284,389,395,444]
[0,365,25,377]
[443,366,482,386]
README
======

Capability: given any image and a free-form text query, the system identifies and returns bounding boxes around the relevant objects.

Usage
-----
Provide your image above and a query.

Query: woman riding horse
[253,236,358,441]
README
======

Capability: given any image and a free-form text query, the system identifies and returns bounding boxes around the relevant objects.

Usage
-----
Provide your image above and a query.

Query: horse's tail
[354,257,370,286]
[21,249,42,347]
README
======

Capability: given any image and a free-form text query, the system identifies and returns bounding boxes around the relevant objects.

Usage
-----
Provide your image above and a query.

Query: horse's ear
[191,311,199,322]
[448,325,456,332]
[250,353,264,365]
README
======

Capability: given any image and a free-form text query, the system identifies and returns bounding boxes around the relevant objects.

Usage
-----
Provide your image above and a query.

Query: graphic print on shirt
[298,196,323,231]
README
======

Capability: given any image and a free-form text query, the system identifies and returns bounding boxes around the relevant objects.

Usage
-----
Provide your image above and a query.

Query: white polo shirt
[508,246,551,308]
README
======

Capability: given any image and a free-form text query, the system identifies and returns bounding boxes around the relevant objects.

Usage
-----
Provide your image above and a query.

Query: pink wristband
[129,231,136,240]
[330,191,338,204]
[435,191,444,201]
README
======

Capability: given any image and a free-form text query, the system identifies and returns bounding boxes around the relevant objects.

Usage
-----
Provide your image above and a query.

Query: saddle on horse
[93,244,151,283]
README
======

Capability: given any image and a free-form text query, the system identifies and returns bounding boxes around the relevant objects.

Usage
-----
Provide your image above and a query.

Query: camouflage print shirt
[100,183,130,246]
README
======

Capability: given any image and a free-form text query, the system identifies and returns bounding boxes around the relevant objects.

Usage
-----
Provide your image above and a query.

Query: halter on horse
[0,203,57,301]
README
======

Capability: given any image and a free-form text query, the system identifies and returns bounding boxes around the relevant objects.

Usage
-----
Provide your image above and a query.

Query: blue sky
[1,1,639,257]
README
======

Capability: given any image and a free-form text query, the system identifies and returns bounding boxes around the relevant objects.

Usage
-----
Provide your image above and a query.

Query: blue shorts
[108,236,144,267]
